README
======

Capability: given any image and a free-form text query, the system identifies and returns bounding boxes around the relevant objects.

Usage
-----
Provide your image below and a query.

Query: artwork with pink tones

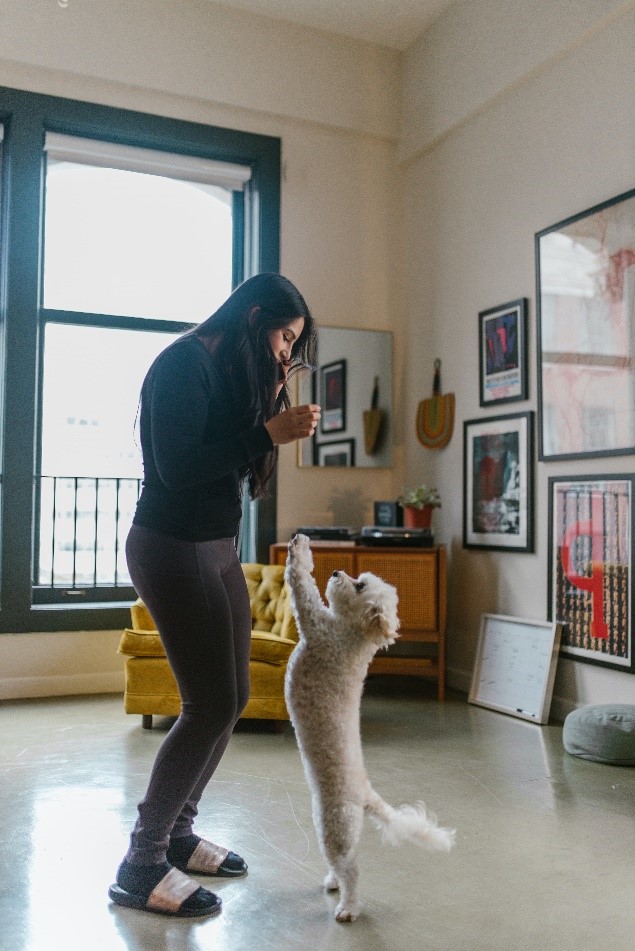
[548,475,633,673]
[536,188,635,460]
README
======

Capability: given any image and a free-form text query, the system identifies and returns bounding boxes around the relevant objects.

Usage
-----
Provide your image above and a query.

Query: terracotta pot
[403,505,433,529]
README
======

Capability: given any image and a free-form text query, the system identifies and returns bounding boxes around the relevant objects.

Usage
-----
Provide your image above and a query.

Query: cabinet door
[311,550,356,599]
[356,551,438,630]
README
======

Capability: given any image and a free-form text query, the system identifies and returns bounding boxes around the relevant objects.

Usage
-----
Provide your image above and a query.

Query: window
[0,122,4,586]
[37,137,246,601]
[42,134,246,320]
[0,88,280,632]
[36,324,179,596]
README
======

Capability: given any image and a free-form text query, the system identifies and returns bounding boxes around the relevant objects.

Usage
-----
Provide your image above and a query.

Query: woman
[109,274,320,917]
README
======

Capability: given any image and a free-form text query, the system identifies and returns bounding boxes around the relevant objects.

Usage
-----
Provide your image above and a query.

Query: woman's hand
[265,404,321,445]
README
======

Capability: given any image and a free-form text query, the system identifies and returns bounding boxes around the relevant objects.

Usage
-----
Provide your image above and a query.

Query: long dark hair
[190,273,317,499]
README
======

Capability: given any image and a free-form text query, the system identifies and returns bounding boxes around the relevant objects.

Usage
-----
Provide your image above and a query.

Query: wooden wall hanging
[416,359,455,449]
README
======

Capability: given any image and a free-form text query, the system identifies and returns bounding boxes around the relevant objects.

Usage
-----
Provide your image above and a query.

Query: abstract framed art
[463,412,534,552]
[536,188,635,460]
[548,474,634,673]
[478,298,528,406]
[320,359,347,434]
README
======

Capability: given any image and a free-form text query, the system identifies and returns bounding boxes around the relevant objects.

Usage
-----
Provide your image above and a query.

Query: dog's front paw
[324,870,339,892]
[287,533,314,572]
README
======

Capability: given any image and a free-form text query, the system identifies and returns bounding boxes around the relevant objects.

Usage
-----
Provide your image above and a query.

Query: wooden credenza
[270,542,446,700]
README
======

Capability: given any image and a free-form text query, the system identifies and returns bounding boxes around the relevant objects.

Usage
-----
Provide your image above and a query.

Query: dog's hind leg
[320,802,364,922]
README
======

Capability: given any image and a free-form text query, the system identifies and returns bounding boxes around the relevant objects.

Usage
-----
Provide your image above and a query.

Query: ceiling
[208,0,459,51]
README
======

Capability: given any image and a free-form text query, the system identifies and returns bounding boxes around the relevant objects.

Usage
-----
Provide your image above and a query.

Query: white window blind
[44,133,251,191]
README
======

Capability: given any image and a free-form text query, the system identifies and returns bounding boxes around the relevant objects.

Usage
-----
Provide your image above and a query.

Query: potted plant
[397,484,441,529]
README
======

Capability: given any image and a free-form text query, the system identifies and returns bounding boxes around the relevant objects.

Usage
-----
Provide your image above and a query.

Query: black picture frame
[320,359,347,434]
[536,188,635,460]
[315,439,355,467]
[547,474,634,673]
[479,298,528,407]
[463,412,534,552]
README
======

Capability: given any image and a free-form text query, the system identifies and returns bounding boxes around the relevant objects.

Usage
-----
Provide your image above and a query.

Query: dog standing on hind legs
[284,533,455,922]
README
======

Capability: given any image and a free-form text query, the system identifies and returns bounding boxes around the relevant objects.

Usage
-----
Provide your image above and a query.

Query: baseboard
[447,665,471,696]
[548,694,578,723]
[0,671,124,701]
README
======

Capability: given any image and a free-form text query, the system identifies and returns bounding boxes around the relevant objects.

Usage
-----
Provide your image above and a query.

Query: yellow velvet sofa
[117,563,297,729]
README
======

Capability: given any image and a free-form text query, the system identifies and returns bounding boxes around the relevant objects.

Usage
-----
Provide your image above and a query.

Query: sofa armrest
[118,628,165,658]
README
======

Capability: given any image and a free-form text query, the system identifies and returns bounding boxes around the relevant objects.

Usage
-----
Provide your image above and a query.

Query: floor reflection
[1,690,633,951]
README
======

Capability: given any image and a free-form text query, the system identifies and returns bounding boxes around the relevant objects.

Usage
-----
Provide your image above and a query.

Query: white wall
[402,0,635,716]
[3,0,401,140]
[0,1,403,699]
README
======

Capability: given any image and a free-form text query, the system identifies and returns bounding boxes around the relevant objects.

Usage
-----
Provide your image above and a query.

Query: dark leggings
[124,524,252,866]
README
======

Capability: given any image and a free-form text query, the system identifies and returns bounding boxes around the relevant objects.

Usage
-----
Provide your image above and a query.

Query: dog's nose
[332,570,339,577]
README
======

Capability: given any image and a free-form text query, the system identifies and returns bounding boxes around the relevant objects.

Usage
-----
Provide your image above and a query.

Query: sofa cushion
[119,626,297,666]
[250,632,297,665]
[563,704,635,765]
[242,563,297,641]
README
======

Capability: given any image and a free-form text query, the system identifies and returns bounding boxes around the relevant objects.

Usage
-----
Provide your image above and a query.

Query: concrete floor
[1,680,634,951]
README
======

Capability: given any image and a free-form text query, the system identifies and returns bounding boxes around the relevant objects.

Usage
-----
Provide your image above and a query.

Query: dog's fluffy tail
[365,790,455,853]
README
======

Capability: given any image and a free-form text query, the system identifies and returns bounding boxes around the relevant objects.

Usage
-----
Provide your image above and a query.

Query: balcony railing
[34,475,141,602]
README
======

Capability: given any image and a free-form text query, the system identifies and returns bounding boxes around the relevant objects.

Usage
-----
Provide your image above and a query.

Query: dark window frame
[0,86,280,633]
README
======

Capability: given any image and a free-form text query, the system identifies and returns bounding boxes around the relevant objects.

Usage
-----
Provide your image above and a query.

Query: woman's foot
[167,835,248,877]
[108,859,222,917]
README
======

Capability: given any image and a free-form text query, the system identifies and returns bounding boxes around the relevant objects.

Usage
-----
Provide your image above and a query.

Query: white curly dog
[284,533,455,922]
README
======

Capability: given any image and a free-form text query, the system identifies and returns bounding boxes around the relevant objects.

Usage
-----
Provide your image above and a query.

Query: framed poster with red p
[548,475,634,672]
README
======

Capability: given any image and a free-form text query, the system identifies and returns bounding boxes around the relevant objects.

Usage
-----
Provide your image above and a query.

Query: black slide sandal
[167,837,248,877]
[108,868,221,917]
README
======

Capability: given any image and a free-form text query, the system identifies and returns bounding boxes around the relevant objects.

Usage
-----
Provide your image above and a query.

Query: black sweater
[133,336,274,541]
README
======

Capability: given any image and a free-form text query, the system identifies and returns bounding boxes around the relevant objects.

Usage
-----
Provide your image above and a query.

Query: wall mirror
[297,327,393,468]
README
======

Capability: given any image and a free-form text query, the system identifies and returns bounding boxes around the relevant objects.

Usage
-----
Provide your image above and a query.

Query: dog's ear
[365,604,399,642]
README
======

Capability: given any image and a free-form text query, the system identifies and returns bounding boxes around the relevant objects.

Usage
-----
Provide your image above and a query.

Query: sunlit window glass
[43,163,233,320]
[37,325,180,588]
[36,136,246,595]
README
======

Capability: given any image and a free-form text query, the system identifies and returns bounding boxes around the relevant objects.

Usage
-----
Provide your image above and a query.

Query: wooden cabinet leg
[142,714,153,730]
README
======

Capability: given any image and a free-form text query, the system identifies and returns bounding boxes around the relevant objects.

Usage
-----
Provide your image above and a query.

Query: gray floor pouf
[563,704,635,765]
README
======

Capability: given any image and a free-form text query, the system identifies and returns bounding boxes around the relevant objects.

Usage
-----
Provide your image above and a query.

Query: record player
[356,526,434,547]
[296,526,354,541]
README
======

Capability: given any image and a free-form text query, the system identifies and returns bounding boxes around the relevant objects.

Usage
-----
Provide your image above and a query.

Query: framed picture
[548,475,633,673]
[463,412,534,552]
[479,298,528,406]
[320,359,347,433]
[536,188,635,460]
[469,614,562,724]
[316,438,355,467]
